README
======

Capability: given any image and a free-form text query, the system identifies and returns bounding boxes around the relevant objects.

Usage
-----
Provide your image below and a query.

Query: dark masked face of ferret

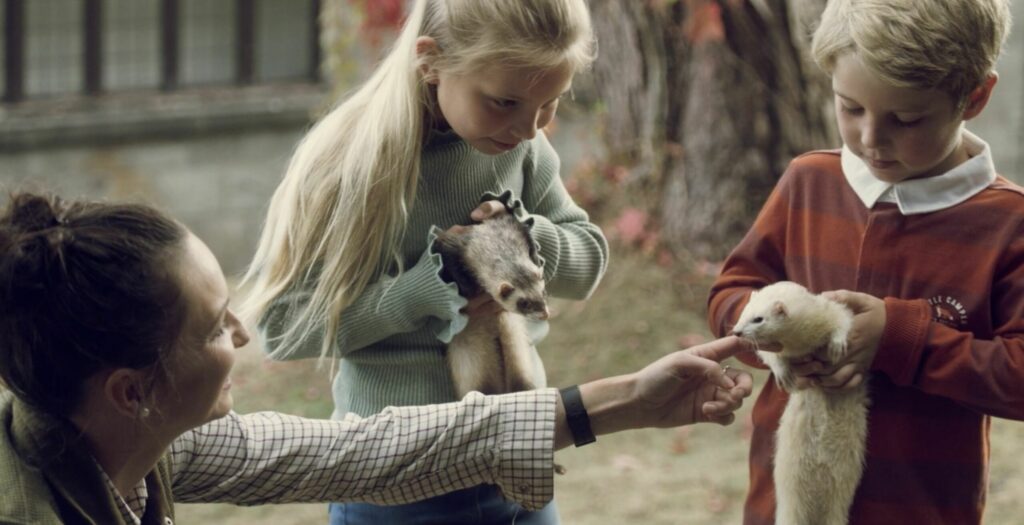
[434,213,550,320]
[464,214,549,320]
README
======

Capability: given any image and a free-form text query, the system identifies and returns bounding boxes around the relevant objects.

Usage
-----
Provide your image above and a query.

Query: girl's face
[832,53,988,183]
[428,59,574,155]
[153,233,249,434]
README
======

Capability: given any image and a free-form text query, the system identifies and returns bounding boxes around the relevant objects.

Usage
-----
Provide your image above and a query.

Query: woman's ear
[416,36,441,84]
[103,368,150,419]
[962,73,998,121]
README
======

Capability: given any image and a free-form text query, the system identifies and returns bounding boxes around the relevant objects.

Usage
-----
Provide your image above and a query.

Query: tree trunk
[590,0,835,260]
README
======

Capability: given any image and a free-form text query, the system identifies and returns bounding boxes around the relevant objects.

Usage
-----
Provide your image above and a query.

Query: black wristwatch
[559,385,596,447]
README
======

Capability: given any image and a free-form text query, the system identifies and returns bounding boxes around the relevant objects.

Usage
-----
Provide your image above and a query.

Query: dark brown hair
[0,193,187,417]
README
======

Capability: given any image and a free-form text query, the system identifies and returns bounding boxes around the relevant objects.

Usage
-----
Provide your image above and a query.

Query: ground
[177,244,1024,524]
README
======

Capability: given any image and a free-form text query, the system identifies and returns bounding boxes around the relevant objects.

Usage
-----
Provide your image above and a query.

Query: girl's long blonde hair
[243,0,596,360]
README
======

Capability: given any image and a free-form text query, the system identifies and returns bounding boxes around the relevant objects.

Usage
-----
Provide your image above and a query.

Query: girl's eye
[840,105,863,115]
[491,98,517,109]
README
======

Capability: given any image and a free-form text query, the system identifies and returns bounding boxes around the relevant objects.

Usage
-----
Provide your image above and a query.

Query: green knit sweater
[259,130,608,418]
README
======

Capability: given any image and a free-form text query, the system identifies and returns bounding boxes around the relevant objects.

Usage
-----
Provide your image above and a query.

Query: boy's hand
[793,290,886,390]
[470,200,508,222]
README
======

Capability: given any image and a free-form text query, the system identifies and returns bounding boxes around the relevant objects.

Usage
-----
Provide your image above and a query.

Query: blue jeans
[328,484,560,525]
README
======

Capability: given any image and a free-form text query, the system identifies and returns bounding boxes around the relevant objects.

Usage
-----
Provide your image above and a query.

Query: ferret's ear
[500,283,515,299]
[772,301,788,318]
[434,230,468,253]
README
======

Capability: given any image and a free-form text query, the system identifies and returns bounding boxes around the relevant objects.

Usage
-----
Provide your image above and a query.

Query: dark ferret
[433,213,549,396]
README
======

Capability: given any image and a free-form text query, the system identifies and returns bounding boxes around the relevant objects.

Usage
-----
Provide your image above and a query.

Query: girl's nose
[512,113,539,140]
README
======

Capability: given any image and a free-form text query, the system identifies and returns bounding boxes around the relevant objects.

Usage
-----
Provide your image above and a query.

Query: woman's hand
[558,336,755,449]
[629,336,755,427]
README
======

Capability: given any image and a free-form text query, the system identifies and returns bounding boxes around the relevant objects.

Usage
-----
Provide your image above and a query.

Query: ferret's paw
[760,352,796,391]
[828,336,849,361]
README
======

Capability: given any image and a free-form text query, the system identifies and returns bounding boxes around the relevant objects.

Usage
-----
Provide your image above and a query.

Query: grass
[177,244,1024,524]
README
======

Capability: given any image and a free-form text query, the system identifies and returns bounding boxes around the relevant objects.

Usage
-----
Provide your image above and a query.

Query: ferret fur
[434,213,549,397]
[732,281,867,525]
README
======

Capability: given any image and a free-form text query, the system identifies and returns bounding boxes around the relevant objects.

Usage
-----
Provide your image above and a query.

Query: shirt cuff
[873,297,931,385]
[493,389,557,510]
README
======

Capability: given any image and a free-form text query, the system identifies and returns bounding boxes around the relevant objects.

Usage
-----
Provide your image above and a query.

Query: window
[180,0,235,86]
[2,0,321,103]
[103,0,161,91]
[25,0,83,97]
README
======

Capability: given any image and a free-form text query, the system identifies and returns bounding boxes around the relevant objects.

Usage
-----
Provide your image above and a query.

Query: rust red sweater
[708,149,1024,525]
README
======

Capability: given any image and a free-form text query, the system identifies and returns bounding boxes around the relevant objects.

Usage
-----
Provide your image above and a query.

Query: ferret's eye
[752,316,764,324]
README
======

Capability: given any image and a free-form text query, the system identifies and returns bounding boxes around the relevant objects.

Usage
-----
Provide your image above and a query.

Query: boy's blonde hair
[243,0,595,361]
[811,0,1011,105]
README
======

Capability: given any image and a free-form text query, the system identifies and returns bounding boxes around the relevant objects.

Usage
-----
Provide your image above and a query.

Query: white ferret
[433,213,549,397]
[732,281,868,525]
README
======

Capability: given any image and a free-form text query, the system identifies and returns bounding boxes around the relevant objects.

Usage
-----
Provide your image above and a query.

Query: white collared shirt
[840,129,996,215]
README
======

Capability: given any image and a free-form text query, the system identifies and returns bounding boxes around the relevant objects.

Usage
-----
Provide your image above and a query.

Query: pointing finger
[686,336,754,363]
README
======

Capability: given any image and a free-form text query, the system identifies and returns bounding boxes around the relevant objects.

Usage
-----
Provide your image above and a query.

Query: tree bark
[590,0,835,260]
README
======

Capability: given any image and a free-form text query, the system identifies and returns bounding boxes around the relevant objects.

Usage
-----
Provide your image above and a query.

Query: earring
[139,407,151,418]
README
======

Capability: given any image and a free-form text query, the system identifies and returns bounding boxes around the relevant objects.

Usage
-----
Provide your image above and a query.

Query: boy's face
[832,54,973,183]
[426,60,574,156]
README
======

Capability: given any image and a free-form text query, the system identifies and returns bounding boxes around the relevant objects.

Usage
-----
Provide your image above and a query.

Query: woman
[0,192,752,524]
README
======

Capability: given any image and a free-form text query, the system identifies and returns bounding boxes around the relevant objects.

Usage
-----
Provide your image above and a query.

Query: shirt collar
[840,129,996,214]
[97,458,148,525]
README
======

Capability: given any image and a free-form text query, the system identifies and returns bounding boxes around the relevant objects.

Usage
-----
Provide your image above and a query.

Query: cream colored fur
[733,281,867,525]
[448,311,540,397]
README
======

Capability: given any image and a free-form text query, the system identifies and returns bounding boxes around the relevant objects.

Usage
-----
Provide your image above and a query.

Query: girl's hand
[470,200,508,222]
[793,290,885,390]
[462,293,503,317]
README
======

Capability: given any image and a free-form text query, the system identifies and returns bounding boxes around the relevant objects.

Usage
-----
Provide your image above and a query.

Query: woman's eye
[840,105,863,115]
[491,98,517,109]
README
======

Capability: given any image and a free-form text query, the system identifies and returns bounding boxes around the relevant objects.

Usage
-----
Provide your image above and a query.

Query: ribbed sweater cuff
[875,297,931,385]
[409,228,468,343]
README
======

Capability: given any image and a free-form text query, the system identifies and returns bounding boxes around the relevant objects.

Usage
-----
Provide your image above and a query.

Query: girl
[0,192,751,524]
[243,0,607,523]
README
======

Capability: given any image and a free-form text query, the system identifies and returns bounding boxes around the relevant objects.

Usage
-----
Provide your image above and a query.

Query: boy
[706,0,1021,523]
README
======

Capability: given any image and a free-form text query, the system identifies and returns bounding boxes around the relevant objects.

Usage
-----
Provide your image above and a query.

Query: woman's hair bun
[4,193,68,233]
[0,191,189,417]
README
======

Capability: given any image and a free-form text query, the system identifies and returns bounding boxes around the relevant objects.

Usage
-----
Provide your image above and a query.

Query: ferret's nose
[537,307,549,321]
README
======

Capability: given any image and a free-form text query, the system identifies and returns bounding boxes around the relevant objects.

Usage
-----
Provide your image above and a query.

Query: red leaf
[677,333,708,348]
[614,207,649,245]
[683,0,725,44]
[671,426,693,454]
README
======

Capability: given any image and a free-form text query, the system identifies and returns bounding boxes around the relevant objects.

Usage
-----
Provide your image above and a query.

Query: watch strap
[559,385,596,447]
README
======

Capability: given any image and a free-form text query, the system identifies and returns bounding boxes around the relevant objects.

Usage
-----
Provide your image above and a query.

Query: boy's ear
[415,36,440,85]
[961,73,998,121]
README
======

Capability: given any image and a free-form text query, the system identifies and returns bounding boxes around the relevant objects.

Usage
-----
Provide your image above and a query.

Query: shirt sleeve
[707,170,792,369]
[499,132,608,301]
[168,390,557,509]
[257,232,467,360]
[872,242,1024,420]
